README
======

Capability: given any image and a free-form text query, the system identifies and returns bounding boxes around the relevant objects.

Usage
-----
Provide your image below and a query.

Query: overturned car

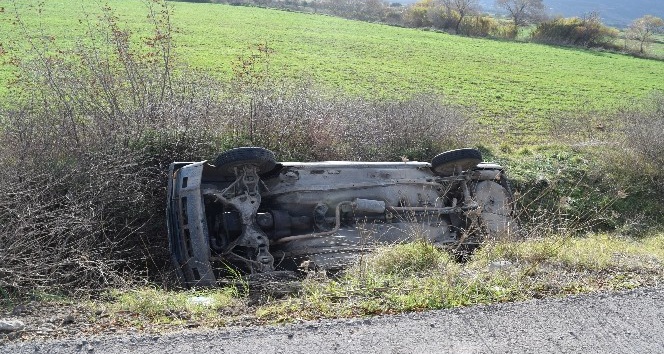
[167,147,517,287]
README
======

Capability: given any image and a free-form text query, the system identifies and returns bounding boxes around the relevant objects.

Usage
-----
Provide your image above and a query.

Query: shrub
[0,147,151,294]
[493,24,519,39]
[0,0,228,295]
[216,79,473,161]
[619,93,664,193]
[403,1,433,28]
[531,14,619,49]
[429,6,459,31]
[459,16,501,37]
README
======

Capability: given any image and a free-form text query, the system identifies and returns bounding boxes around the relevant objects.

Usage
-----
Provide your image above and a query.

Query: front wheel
[213,147,277,176]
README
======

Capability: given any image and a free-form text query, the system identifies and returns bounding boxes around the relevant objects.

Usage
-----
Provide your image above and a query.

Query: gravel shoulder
[3,287,663,354]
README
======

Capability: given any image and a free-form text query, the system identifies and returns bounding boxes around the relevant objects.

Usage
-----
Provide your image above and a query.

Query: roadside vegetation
[6,234,664,340]
[0,0,663,340]
[256,234,663,321]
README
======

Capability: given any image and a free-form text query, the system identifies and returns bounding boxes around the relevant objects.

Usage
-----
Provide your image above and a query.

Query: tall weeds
[219,80,472,161]
[620,92,664,187]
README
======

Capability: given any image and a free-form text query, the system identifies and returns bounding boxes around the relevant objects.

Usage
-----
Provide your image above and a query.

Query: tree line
[189,0,664,55]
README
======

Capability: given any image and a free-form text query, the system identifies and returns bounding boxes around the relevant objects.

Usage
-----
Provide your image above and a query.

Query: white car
[167,147,517,287]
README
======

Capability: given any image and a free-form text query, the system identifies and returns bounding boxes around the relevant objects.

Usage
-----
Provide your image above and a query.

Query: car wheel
[431,148,482,177]
[474,180,518,241]
[214,147,277,176]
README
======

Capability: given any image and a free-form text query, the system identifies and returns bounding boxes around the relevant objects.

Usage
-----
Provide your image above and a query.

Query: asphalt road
[3,287,663,354]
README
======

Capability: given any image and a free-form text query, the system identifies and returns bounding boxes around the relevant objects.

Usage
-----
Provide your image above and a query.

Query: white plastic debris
[187,296,215,307]
[488,260,513,271]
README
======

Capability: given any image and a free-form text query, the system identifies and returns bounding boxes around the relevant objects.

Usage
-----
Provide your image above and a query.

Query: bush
[499,146,621,235]
[403,1,466,33]
[0,147,151,293]
[619,93,664,193]
[403,1,433,28]
[220,79,473,161]
[0,1,231,296]
[459,16,501,37]
[429,6,459,31]
[531,14,619,49]
[493,25,519,40]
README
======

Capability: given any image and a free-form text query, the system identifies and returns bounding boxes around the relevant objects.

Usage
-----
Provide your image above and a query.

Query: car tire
[473,180,518,241]
[214,147,277,176]
[431,148,482,177]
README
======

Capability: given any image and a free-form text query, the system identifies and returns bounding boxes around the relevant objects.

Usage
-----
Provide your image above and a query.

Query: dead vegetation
[2,233,662,343]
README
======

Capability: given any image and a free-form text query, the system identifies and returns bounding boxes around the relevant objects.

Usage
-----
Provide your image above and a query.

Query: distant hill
[398,0,663,27]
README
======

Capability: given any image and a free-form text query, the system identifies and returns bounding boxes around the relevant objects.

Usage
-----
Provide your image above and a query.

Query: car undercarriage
[167,147,517,287]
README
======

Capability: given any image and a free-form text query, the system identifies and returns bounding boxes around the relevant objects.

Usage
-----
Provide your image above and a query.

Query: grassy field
[2,1,664,137]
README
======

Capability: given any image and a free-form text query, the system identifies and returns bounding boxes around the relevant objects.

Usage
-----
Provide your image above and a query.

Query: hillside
[2,0,664,137]
[399,0,664,27]
[511,0,662,27]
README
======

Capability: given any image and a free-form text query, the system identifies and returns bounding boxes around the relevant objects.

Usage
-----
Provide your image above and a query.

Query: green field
[2,0,664,134]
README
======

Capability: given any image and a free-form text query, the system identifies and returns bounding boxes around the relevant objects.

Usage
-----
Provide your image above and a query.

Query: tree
[495,0,546,30]
[627,15,664,54]
[442,0,480,33]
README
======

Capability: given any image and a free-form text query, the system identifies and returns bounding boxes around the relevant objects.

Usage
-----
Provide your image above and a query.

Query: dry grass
[255,233,664,321]
[3,232,662,342]
[619,92,664,192]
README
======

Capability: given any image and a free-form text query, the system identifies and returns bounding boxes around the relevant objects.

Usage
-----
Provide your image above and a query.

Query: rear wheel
[431,148,482,177]
[214,147,276,176]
